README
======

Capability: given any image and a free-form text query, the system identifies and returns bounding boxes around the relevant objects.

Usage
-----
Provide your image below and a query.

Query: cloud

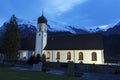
[51,0,86,12]
[43,0,87,16]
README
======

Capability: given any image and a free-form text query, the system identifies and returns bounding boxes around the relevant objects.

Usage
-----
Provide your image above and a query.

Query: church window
[46,52,50,59]
[39,27,41,31]
[67,52,71,60]
[23,51,26,60]
[32,51,35,56]
[56,52,60,59]
[92,52,97,61]
[79,52,83,60]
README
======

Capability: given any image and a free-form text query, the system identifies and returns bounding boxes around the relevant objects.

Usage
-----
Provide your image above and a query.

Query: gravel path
[78,73,120,80]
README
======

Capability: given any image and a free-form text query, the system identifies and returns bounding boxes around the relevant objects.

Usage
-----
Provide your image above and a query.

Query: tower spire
[38,8,47,24]
[42,8,44,16]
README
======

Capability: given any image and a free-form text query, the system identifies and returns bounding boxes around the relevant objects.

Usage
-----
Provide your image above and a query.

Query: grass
[0,67,76,80]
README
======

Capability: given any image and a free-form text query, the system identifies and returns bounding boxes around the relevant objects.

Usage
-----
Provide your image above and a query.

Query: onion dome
[38,15,47,24]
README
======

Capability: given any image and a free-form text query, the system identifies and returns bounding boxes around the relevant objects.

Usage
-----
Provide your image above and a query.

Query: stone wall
[75,64,120,74]
[33,62,43,71]
[46,62,120,74]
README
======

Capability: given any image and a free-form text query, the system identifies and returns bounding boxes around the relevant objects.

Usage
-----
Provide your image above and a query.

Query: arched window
[79,52,83,60]
[92,52,97,61]
[32,51,35,56]
[46,52,50,59]
[23,51,26,60]
[56,52,60,59]
[67,52,71,60]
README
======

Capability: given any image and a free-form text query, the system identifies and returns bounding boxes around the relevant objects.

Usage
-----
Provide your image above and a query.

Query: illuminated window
[23,51,26,60]
[32,51,35,56]
[46,52,50,59]
[56,52,60,59]
[23,51,26,57]
[79,52,83,60]
[92,52,97,61]
[67,52,71,60]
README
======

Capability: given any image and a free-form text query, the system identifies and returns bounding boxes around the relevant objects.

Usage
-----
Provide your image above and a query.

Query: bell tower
[35,9,47,56]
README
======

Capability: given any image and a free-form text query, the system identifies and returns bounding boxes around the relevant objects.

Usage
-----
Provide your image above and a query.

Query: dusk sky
[1,0,120,30]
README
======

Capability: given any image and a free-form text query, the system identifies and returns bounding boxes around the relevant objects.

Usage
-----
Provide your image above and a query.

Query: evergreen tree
[3,14,20,60]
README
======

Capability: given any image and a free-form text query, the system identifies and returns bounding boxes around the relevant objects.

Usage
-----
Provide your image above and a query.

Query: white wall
[74,50,104,64]
[19,50,34,60]
[44,50,104,64]
[19,49,104,64]
[44,50,74,63]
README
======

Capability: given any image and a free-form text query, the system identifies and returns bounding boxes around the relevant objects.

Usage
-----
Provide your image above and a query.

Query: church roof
[44,34,104,50]
[38,15,47,24]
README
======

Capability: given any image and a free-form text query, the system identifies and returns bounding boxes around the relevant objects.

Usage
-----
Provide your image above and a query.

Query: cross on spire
[42,8,44,16]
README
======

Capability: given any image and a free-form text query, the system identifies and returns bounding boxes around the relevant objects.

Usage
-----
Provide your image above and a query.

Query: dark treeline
[103,34,120,63]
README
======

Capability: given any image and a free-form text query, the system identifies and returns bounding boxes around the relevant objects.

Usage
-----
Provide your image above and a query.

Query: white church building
[19,13,104,64]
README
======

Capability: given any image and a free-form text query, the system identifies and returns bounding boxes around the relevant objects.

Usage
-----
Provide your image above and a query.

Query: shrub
[27,54,41,65]
[27,55,35,65]
[34,54,41,64]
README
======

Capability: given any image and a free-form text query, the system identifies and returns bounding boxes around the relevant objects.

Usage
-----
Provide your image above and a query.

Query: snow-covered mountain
[0,17,89,35]
[0,17,90,38]
[104,22,120,35]
[16,18,37,26]
[0,17,120,38]
[17,17,90,34]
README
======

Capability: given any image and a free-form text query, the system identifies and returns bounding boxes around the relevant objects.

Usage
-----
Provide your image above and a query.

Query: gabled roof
[44,34,104,50]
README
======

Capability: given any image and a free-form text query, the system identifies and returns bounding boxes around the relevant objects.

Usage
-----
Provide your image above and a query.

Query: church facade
[19,13,104,64]
[43,33,104,64]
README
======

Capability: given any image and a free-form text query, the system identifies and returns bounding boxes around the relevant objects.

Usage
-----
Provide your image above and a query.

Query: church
[19,13,104,64]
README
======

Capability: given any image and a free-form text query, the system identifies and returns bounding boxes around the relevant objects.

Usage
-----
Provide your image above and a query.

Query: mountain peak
[116,21,120,26]
[16,18,37,27]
